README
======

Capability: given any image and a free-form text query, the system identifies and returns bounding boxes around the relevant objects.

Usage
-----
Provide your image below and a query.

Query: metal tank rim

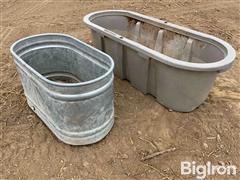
[10,33,115,87]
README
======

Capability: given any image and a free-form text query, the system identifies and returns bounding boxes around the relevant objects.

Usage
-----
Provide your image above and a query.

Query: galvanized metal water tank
[10,33,115,145]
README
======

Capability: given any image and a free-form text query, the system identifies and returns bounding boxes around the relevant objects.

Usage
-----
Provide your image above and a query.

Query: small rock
[83,161,89,167]
[217,134,221,142]
[122,154,128,159]
[218,161,224,166]
[203,143,208,149]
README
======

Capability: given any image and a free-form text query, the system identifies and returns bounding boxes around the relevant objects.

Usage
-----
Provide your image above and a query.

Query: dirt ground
[0,0,240,179]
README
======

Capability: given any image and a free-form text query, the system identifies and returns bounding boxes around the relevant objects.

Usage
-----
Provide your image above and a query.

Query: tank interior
[92,15,225,63]
[18,47,108,83]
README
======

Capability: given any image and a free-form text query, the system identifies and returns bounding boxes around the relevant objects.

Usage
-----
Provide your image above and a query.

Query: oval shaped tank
[84,10,236,112]
[10,33,115,145]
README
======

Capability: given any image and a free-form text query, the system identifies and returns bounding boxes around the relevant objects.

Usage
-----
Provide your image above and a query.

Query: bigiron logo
[181,161,237,179]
